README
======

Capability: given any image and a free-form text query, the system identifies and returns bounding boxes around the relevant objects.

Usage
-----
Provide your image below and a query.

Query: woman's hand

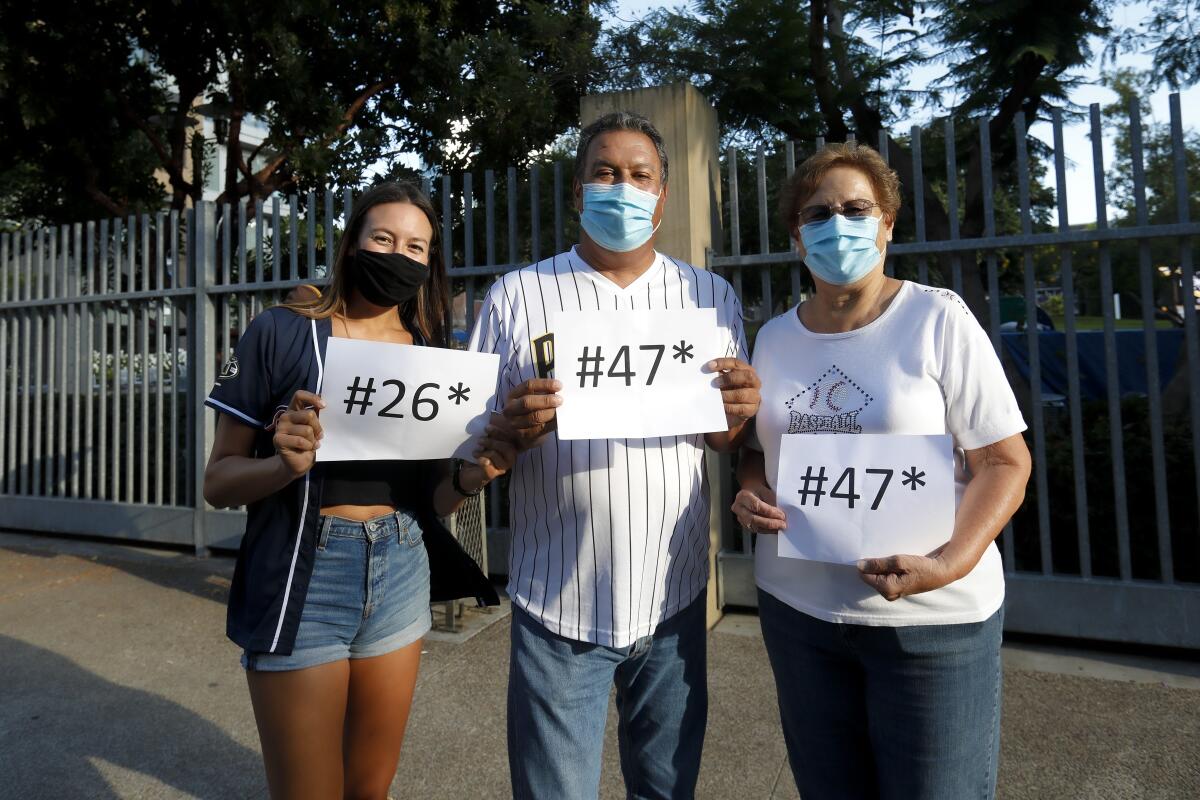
[731,484,787,533]
[272,390,325,478]
[856,546,960,601]
[468,419,519,485]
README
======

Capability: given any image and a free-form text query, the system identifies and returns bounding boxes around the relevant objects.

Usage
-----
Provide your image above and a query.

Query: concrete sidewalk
[1,531,1197,799]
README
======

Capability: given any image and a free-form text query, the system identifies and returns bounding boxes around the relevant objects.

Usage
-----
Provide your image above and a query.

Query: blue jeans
[758,589,1003,800]
[243,511,431,671]
[507,592,708,800]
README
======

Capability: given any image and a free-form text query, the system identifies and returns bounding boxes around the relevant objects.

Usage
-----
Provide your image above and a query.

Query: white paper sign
[316,338,499,461]
[551,308,729,440]
[777,433,955,564]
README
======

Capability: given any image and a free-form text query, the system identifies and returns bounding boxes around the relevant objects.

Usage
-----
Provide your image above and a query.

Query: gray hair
[573,111,669,185]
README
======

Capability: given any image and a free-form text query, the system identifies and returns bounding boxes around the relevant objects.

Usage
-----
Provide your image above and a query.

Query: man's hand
[273,390,324,478]
[501,378,562,451]
[706,358,761,428]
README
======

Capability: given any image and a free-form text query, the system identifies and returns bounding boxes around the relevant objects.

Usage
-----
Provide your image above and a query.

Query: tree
[1106,0,1200,91]
[0,0,607,225]
[607,0,1114,321]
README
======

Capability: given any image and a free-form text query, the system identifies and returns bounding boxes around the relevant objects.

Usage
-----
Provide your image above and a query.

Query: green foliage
[0,1,607,225]
[1106,0,1200,91]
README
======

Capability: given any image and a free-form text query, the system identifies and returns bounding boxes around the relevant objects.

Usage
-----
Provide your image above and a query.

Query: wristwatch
[451,458,484,497]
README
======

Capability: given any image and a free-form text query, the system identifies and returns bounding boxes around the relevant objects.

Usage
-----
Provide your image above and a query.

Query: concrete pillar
[580,83,723,267]
[581,83,730,630]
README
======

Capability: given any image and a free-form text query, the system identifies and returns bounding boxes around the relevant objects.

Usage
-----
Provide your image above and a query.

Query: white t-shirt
[750,281,1026,626]
[469,247,747,647]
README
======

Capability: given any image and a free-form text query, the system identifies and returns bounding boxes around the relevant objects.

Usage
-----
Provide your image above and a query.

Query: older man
[469,111,760,800]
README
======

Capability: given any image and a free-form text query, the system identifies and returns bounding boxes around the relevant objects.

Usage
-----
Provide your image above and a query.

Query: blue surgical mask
[580,182,661,252]
[799,214,883,285]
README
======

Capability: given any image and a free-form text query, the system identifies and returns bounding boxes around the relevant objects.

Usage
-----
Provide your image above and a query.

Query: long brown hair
[285,181,450,346]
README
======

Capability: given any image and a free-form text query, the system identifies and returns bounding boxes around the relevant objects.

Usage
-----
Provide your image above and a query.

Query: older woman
[734,143,1031,800]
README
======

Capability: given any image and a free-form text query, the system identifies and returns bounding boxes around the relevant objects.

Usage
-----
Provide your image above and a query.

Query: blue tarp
[1000,329,1186,400]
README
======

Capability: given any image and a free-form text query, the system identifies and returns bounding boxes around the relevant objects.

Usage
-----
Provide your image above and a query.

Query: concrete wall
[580,83,723,267]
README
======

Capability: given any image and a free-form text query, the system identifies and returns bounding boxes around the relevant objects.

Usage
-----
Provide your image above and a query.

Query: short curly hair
[779,143,901,232]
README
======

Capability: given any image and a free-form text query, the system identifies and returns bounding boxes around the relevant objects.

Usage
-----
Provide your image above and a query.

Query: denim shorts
[242,510,432,672]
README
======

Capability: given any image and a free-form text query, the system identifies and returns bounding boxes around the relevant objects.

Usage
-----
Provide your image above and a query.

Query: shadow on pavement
[0,635,262,800]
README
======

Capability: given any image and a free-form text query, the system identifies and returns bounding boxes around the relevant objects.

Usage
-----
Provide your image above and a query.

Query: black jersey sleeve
[205,311,278,428]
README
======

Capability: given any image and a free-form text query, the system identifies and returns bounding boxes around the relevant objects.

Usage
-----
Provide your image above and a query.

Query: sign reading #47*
[551,308,729,440]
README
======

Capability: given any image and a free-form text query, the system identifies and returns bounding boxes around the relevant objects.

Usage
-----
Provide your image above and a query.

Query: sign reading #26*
[317,338,500,462]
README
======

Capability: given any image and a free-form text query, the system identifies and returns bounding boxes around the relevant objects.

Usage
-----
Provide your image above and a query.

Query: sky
[606,0,1199,225]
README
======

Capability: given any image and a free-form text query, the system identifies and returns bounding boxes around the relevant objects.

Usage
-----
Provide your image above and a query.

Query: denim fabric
[243,510,431,671]
[758,589,1003,800]
[507,592,708,800]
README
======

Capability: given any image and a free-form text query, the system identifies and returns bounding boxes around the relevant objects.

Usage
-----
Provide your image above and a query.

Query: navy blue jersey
[206,306,498,655]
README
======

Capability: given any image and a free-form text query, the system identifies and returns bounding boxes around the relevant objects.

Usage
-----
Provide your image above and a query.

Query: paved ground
[1,530,1197,799]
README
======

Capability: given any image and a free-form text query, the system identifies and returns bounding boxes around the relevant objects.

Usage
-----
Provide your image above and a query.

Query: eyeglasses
[798,200,881,225]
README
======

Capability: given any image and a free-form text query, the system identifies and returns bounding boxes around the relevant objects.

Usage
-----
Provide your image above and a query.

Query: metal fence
[1,95,1197,646]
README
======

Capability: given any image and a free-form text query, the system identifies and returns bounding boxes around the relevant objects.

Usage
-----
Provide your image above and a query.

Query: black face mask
[350,250,431,307]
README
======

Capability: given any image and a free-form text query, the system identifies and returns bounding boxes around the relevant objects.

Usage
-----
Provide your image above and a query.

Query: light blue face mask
[580,182,661,253]
[799,214,884,285]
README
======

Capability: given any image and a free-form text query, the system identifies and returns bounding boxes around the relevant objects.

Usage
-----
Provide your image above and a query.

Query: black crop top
[319,459,435,510]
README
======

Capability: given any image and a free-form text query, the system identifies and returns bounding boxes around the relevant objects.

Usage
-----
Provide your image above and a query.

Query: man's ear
[572,178,582,214]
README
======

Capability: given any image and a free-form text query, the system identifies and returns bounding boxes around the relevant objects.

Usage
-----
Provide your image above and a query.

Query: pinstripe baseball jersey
[468,247,748,647]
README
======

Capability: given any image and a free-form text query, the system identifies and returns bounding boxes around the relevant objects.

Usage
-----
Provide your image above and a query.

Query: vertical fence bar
[979,120,1002,356]
[288,193,299,282]
[976,121,1011,567]
[324,190,335,274]
[911,126,928,285]
[192,203,216,555]
[69,225,82,497]
[0,234,7,493]
[343,187,353,228]
[306,190,317,281]
[1,235,9,494]
[184,207,195,503]
[154,215,164,504]
[124,218,135,503]
[169,210,179,505]
[97,222,109,500]
[254,199,265,287]
[1015,112,1052,574]
[1051,109,1091,577]
[83,223,95,499]
[482,169,497,330]
[727,147,743,303]
[530,164,541,264]
[1169,94,1200,533]
[756,145,772,319]
[220,205,232,367]
[464,171,476,267]
[21,230,31,494]
[33,230,45,495]
[57,227,70,495]
[271,196,282,288]
[1128,100,1172,581]
[441,175,453,275]
[554,162,565,255]
[507,166,518,266]
[879,132,895,278]
[139,215,150,502]
[1091,103,1132,581]
[46,229,58,494]
[785,141,802,301]
[944,118,963,295]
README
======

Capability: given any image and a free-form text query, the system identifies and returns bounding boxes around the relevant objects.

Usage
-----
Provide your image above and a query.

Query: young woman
[203,181,511,800]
